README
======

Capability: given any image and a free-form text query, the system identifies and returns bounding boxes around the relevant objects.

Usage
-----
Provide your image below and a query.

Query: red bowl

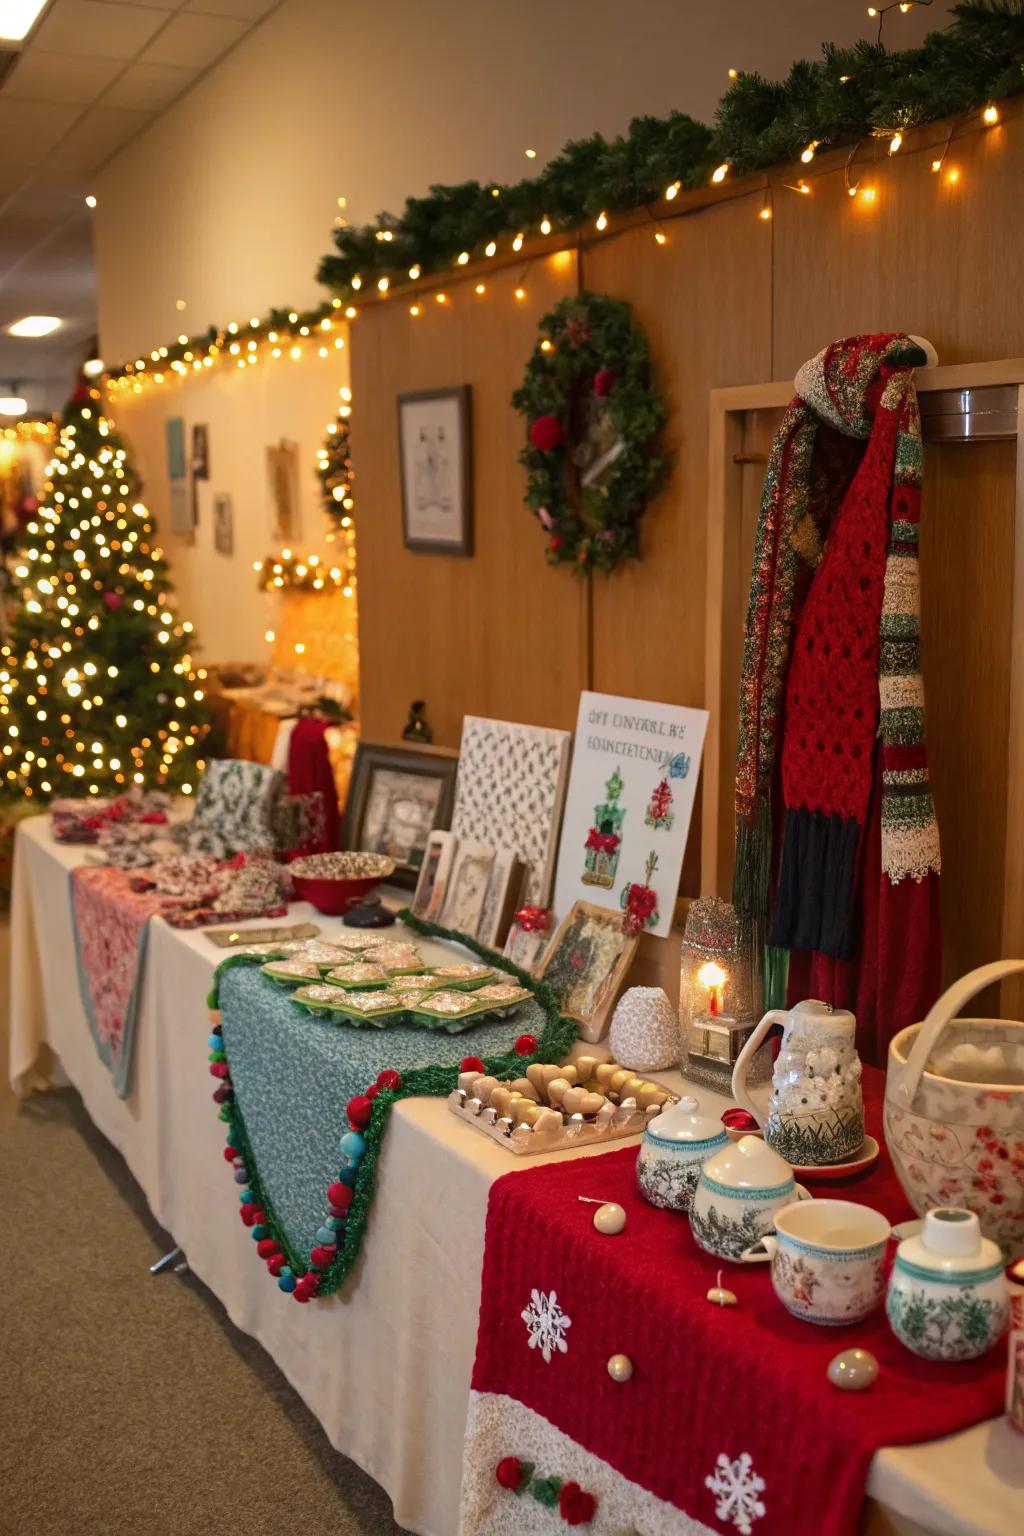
[291,871,385,916]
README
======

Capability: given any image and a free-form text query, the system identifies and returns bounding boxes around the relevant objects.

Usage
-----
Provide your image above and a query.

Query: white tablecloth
[8,816,1022,1536]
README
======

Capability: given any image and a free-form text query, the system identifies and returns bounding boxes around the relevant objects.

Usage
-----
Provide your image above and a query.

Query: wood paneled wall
[348,108,1024,931]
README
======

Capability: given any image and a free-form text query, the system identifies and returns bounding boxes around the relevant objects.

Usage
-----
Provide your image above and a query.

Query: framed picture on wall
[397,386,473,555]
[192,423,210,480]
[213,494,233,555]
[267,439,301,542]
[342,742,458,889]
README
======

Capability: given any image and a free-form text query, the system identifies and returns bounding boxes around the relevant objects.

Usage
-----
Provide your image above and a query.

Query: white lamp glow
[0,1,50,43]
[8,315,62,337]
[0,396,28,416]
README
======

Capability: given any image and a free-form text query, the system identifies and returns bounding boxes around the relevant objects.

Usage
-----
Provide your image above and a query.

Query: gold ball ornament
[827,1349,879,1392]
[606,1353,634,1382]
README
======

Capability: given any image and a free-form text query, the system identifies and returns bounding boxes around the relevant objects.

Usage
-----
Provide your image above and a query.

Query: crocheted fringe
[769,807,861,961]
[732,798,772,925]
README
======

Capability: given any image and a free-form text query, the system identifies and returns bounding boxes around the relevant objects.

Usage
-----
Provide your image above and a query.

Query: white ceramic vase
[886,1207,1008,1362]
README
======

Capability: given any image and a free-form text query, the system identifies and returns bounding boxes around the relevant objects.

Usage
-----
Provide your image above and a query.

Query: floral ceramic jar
[885,960,1024,1259]
[887,1207,1009,1362]
[689,1134,808,1262]
[636,1095,728,1213]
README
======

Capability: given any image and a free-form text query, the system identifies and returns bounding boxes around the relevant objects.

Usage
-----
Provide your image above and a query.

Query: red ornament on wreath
[512,291,665,574]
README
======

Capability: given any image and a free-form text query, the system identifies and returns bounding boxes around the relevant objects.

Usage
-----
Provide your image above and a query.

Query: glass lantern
[678,897,770,1095]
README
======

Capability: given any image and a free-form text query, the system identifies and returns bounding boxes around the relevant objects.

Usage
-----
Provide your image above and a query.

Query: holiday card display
[208,912,577,1303]
[554,692,708,939]
[461,1072,1006,1536]
[451,716,571,907]
[732,333,942,1060]
[538,901,638,1044]
[512,293,665,573]
[449,1052,673,1157]
[2,382,210,800]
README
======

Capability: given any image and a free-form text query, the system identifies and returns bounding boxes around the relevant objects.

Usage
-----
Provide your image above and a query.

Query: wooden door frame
[703,359,1024,975]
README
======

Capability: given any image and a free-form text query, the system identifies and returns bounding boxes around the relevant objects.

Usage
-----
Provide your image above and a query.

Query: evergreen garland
[317,4,1024,295]
[511,293,665,573]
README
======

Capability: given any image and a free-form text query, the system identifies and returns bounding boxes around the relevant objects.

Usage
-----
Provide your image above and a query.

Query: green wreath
[511,292,665,573]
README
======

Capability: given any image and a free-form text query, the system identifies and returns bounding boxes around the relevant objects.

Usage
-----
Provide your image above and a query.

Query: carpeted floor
[0,923,408,1535]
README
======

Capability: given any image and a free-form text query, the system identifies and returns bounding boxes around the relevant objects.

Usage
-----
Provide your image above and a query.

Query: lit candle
[698,960,727,1017]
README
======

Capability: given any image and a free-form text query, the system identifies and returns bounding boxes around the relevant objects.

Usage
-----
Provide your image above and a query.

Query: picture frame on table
[397,386,473,555]
[477,848,527,950]
[439,838,495,937]
[502,921,551,977]
[342,742,458,890]
[411,829,457,921]
[537,900,638,1043]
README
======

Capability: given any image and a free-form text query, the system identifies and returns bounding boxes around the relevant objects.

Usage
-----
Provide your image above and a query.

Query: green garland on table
[207,915,577,1302]
[511,292,665,573]
[316,5,1024,296]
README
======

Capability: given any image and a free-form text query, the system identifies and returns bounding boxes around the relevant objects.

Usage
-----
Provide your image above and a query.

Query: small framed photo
[213,494,233,555]
[477,848,527,950]
[398,386,473,555]
[537,900,639,1043]
[412,829,457,921]
[502,920,551,977]
[192,423,210,481]
[342,742,458,889]
[439,839,495,937]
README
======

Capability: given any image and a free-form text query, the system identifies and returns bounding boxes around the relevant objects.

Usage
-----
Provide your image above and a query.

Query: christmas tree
[0,379,211,802]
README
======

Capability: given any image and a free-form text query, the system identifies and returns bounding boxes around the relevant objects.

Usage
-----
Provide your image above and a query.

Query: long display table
[8,816,1021,1536]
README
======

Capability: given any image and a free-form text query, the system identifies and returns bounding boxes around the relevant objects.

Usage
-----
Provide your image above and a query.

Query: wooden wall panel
[349,255,584,747]
[583,198,773,710]
[771,121,1024,376]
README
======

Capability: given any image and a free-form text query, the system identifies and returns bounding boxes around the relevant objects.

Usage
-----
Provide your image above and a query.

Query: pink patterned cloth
[69,866,163,1095]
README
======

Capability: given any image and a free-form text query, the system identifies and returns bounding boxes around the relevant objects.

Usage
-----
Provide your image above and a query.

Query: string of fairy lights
[101,97,1008,403]
[0,405,209,797]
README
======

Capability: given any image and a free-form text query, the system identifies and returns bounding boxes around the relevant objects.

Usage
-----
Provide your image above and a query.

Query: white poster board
[553,691,709,938]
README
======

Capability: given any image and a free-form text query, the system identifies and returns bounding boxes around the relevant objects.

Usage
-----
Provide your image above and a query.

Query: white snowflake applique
[521,1288,572,1363]
[705,1451,766,1535]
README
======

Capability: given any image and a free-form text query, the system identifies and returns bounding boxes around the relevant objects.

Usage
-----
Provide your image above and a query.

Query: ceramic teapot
[636,1094,728,1213]
[731,1000,865,1166]
[689,1134,810,1261]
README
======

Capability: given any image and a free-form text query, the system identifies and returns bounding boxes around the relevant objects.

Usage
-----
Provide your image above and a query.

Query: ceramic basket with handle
[885,959,1024,1259]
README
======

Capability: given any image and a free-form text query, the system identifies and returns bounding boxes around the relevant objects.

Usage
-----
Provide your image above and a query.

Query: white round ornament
[593,1201,627,1235]
[608,986,678,1072]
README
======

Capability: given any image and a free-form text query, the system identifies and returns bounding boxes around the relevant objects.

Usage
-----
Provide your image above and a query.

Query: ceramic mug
[742,1198,891,1326]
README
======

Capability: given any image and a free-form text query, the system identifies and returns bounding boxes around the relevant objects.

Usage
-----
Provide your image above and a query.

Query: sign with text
[554,691,709,939]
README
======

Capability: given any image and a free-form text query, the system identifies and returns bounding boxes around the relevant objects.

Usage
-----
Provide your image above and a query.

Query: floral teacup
[742,1198,890,1326]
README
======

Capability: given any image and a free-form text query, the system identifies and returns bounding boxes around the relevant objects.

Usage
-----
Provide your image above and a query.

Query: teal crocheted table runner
[209,912,577,1301]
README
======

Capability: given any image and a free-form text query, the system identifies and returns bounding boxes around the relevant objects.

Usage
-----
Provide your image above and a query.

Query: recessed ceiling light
[0,1,50,44]
[8,315,62,337]
[82,357,105,377]
[0,396,28,416]
[85,194,97,209]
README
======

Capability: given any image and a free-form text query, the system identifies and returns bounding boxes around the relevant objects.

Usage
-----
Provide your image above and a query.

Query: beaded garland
[207,912,577,1303]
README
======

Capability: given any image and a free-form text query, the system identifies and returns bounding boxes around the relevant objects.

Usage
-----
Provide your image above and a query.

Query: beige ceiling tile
[103,58,198,110]
[181,0,275,17]
[0,99,81,171]
[47,103,154,174]
[139,10,245,66]
[32,0,168,60]
[3,50,123,104]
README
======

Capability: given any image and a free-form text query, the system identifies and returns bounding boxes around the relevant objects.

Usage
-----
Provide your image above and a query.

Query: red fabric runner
[471,1070,1005,1536]
[70,866,162,1093]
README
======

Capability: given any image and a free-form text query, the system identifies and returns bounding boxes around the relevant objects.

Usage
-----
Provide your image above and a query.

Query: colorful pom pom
[240,1203,259,1226]
[365,1084,380,1100]
[496,1457,528,1492]
[223,1146,239,1162]
[278,1272,296,1293]
[209,1062,229,1079]
[257,1238,281,1259]
[514,1034,538,1056]
[213,1086,231,1104]
[340,1130,365,1159]
[339,1165,359,1188]
[233,1168,249,1185]
[208,1033,224,1050]
[460,1056,485,1073]
[528,414,565,452]
[251,1224,267,1241]
[376,1068,402,1090]
[327,1181,354,1211]
[310,1244,336,1269]
[346,1095,372,1128]
[267,1253,287,1276]
[316,1225,336,1245]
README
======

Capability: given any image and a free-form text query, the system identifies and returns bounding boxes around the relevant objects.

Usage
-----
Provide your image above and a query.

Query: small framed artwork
[477,848,527,950]
[439,839,495,937]
[342,742,458,889]
[267,439,301,542]
[537,900,639,1043]
[398,386,473,555]
[411,829,457,921]
[503,922,551,977]
[213,494,234,555]
[165,416,186,481]
[192,423,210,481]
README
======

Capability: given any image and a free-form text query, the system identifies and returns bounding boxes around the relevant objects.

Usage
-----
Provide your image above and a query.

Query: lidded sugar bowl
[636,1094,728,1213]
[689,1134,808,1261]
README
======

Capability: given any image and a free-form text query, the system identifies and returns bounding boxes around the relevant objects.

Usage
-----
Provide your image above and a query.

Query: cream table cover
[8,816,1022,1536]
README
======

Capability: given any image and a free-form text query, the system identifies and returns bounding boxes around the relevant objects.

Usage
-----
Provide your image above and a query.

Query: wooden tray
[447,1088,673,1157]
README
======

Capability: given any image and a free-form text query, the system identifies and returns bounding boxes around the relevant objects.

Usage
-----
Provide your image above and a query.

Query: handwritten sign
[553,691,709,938]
